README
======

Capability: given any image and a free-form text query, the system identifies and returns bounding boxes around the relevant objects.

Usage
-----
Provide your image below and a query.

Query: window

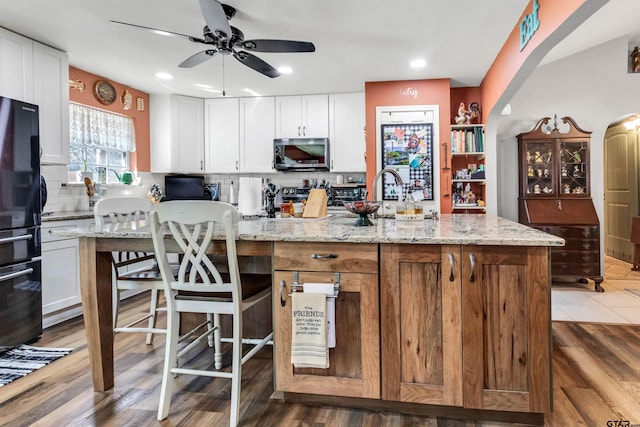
[68,103,136,183]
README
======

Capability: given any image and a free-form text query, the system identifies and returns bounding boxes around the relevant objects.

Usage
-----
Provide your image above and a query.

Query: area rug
[626,289,640,299]
[0,344,73,387]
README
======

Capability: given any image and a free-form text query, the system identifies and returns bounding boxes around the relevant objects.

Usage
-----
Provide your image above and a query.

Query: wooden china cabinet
[517,116,603,291]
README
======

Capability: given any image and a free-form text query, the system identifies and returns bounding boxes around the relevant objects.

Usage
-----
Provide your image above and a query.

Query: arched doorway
[604,114,640,262]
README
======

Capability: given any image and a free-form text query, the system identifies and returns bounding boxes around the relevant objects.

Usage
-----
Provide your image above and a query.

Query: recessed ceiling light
[155,72,173,80]
[277,66,292,74]
[195,83,213,88]
[243,88,261,97]
[410,59,426,68]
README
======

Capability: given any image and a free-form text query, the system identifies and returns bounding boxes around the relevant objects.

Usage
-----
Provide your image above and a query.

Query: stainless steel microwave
[274,138,329,170]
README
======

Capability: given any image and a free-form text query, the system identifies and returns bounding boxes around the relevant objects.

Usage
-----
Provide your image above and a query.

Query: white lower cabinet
[41,220,87,328]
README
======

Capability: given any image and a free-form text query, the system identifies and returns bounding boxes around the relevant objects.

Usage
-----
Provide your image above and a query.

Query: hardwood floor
[1,293,640,426]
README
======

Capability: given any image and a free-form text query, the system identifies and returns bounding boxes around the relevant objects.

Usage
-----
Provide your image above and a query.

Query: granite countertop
[42,210,95,222]
[51,214,565,247]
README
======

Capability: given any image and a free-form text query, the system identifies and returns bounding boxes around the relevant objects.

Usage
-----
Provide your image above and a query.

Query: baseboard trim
[282,392,545,425]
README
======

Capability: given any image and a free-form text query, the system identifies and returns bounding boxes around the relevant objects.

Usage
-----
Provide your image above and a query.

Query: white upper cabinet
[33,42,69,165]
[150,94,205,173]
[329,92,366,172]
[205,98,240,173]
[240,97,275,173]
[275,95,328,139]
[0,27,33,103]
[0,28,69,164]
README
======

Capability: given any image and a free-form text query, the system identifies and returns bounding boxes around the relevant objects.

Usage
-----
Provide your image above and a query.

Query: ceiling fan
[111,0,315,78]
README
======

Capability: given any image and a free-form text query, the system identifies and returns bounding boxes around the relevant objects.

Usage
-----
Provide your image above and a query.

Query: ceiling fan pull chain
[222,56,226,97]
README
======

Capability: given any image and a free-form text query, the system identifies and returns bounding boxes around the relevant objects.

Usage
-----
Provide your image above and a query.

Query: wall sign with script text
[520,0,540,51]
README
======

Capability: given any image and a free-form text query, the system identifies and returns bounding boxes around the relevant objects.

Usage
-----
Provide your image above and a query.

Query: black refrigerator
[0,96,42,349]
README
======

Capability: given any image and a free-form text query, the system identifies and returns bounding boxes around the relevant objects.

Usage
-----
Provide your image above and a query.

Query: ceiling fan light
[243,88,261,96]
[410,59,426,68]
[277,66,292,74]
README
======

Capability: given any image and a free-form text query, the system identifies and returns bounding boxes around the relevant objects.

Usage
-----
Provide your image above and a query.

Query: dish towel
[291,291,329,369]
[303,283,336,348]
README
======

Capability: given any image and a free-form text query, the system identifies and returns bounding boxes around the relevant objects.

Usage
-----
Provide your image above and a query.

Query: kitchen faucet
[372,168,404,218]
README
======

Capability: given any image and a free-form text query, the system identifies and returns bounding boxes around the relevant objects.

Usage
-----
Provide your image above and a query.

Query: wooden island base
[274,242,552,422]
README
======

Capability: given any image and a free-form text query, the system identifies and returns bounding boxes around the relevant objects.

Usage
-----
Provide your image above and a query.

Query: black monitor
[163,175,208,201]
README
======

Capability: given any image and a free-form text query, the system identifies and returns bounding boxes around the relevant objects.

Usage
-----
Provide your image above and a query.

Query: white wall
[496,36,640,225]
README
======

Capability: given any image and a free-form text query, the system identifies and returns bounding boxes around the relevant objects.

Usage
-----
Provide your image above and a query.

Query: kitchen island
[53,214,563,422]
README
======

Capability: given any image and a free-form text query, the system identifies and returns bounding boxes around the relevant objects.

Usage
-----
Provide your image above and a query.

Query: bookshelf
[450,124,486,213]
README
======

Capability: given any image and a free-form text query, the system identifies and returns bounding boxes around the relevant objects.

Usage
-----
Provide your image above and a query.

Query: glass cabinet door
[559,141,588,195]
[525,141,554,196]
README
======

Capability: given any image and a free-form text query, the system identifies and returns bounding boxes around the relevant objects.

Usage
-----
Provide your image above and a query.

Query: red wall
[68,66,151,172]
[364,79,452,213]
[480,0,586,122]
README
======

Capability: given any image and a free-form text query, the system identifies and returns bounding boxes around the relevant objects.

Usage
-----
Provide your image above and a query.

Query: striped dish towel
[290,292,329,369]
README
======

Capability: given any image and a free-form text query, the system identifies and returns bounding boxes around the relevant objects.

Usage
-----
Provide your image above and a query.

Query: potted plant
[79,159,93,182]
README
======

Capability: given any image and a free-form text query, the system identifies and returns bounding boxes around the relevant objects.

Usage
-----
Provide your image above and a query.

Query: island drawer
[274,242,377,273]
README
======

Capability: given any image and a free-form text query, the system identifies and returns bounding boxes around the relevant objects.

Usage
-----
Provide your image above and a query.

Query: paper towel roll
[238,177,263,216]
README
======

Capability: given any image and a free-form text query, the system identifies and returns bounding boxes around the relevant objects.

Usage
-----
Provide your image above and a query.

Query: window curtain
[69,103,136,152]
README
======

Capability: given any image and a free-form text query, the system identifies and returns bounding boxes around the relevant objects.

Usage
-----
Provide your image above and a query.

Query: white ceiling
[0,0,638,99]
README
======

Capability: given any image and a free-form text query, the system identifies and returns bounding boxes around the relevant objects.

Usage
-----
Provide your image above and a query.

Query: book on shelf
[450,126,484,153]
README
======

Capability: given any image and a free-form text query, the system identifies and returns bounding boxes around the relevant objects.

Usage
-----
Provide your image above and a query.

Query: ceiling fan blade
[199,0,232,40]
[238,39,315,53]
[179,49,218,68]
[233,51,280,78]
[110,21,206,44]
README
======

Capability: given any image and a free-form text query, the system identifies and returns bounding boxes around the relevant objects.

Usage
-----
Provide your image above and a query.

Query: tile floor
[552,256,640,324]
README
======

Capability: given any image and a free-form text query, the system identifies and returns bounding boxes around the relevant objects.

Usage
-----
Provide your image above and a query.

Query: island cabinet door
[461,245,551,414]
[273,242,380,399]
[380,244,463,407]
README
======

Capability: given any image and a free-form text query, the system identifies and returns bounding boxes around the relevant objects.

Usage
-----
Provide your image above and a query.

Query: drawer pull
[311,253,338,259]
[0,234,33,244]
[469,253,476,283]
[448,252,455,282]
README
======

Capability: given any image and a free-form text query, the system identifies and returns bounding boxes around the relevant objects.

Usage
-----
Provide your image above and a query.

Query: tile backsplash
[42,164,365,212]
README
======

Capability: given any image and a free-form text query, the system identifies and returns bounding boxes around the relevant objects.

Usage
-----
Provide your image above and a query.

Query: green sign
[519,0,540,51]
